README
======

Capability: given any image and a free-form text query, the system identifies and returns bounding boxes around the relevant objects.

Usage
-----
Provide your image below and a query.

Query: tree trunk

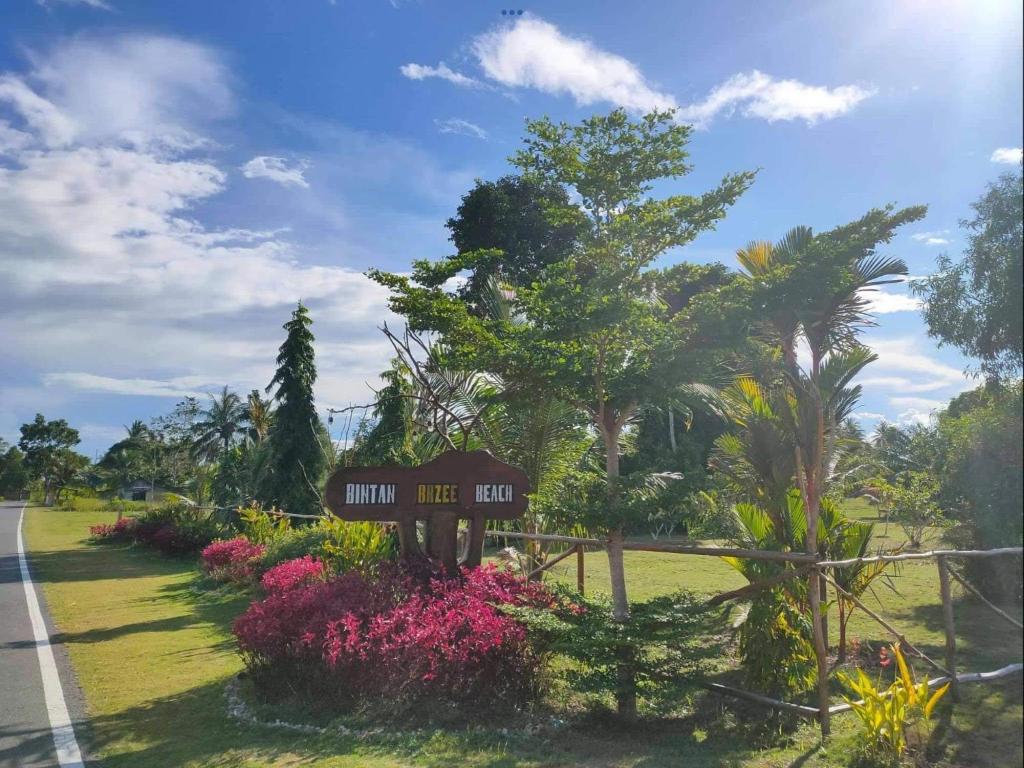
[819,572,829,648]
[667,407,677,452]
[600,412,636,719]
[602,422,629,621]
[837,600,847,664]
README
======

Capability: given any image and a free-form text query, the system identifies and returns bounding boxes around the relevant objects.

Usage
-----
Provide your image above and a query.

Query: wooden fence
[483,528,1023,737]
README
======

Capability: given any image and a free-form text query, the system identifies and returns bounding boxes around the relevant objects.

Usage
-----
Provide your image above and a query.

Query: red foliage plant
[88,516,137,542]
[233,564,565,718]
[200,537,266,583]
[260,555,326,595]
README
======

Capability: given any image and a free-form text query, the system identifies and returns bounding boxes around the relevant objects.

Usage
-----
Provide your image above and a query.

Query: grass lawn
[25,505,1023,768]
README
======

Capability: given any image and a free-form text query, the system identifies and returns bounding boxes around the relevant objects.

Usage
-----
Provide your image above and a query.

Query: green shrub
[509,588,727,716]
[259,517,396,574]
[838,644,949,767]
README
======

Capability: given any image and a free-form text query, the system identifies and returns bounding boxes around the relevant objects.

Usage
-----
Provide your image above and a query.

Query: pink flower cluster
[233,564,561,715]
[200,537,266,583]
[89,516,137,542]
[260,555,326,595]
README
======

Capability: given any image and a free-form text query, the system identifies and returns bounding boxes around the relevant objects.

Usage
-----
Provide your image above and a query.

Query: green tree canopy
[374,108,756,635]
[914,169,1023,379]
[18,414,86,505]
[413,175,581,312]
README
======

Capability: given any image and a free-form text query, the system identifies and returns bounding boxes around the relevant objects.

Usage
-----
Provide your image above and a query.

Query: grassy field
[24,504,1023,768]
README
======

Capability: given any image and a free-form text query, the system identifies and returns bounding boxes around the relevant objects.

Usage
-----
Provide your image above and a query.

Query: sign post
[324,450,529,573]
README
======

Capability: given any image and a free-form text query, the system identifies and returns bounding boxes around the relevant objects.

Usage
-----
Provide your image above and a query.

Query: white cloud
[37,0,113,9]
[857,377,948,393]
[0,34,402,431]
[911,230,950,246]
[861,288,922,314]
[14,35,233,150]
[890,396,947,411]
[472,17,677,113]
[0,75,77,147]
[990,147,1023,164]
[677,70,874,128]
[407,17,870,129]
[897,409,935,426]
[241,156,310,188]
[42,373,213,398]
[859,336,974,423]
[434,118,487,140]
[852,411,887,421]
[399,62,480,88]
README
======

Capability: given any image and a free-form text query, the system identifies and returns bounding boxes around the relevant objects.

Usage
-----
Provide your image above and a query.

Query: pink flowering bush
[260,555,326,595]
[233,564,565,718]
[200,537,266,584]
[89,516,137,542]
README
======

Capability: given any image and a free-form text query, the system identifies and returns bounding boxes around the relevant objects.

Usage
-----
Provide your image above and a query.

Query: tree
[244,390,273,446]
[150,398,202,491]
[193,386,247,461]
[914,169,1022,379]
[374,108,754,718]
[18,414,84,505]
[417,175,581,312]
[934,381,1022,599]
[259,302,326,518]
[733,207,925,731]
[0,446,30,499]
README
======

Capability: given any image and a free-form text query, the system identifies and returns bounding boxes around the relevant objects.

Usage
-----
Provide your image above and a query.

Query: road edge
[17,504,90,767]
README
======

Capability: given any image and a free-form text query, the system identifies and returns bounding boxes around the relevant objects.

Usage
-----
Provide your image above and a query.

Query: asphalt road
[0,501,89,767]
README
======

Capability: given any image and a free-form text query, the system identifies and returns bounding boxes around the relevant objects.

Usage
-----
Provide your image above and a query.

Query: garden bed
[25,506,1024,767]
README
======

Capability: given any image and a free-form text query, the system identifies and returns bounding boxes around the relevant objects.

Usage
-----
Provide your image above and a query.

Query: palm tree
[734,208,923,729]
[244,390,273,445]
[192,386,246,461]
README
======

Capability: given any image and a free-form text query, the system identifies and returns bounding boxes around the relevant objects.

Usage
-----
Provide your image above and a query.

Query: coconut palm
[192,386,246,461]
[244,390,273,445]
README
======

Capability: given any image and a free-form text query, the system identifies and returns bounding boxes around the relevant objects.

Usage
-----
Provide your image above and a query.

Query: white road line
[16,505,85,768]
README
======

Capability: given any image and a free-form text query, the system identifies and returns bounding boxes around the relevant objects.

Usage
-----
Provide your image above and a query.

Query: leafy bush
[878,472,945,549]
[734,590,816,701]
[234,564,557,719]
[260,555,325,594]
[89,502,225,556]
[258,516,396,574]
[200,538,266,584]
[88,516,137,542]
[838,644,949,766]
[237,503,291,545]
[509,588,727,716]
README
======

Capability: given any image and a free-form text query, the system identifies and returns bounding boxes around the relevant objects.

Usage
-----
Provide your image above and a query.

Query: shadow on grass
[902,596,1024,669]
[0,676,765,768]
[20,543,193,584]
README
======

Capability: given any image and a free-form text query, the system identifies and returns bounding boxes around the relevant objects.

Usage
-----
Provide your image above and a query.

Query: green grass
[25,506,1023,767]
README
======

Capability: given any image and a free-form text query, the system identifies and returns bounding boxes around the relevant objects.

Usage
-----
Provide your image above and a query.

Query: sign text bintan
[324,450,529,572]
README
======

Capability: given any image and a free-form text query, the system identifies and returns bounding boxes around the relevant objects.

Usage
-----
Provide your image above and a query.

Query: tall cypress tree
[260,302,326,517]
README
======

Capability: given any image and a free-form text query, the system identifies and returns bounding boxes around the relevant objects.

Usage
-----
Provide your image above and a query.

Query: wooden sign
[324,450,529,572]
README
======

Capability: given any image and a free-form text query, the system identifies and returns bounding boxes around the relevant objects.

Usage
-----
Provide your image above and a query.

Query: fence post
[576,544,585,595]
[937,555,958,700]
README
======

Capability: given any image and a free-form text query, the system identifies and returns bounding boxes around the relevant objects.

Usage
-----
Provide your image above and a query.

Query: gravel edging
[223,675,568,740]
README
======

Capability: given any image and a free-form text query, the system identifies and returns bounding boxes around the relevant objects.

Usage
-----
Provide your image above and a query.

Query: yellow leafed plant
[837,643,950,765]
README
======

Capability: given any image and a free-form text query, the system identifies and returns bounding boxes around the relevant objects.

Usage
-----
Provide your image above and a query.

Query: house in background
[119,480,169,503]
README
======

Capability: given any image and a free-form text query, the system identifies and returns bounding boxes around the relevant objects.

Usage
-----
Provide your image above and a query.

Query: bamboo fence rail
[480,528,1023,737]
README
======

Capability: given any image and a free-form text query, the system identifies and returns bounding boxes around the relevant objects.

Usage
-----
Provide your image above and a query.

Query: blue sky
[0,0,1021,458]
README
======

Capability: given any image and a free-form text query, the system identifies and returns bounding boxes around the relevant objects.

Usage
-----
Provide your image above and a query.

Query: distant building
[119,480,169,503]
